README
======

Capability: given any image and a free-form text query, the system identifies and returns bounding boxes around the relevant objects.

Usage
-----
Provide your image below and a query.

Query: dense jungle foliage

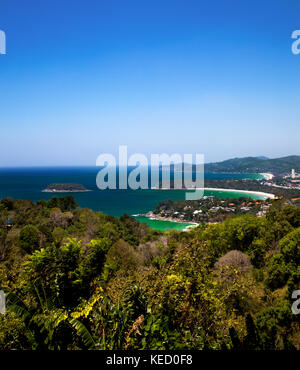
[0,196,299,350]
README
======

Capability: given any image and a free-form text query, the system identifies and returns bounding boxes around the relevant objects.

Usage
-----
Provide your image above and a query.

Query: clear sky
[0,0,300,166]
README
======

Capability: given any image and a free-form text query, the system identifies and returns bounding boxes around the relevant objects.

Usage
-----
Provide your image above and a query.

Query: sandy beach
[189,188,276,199]
[259,173,274,180]
[136,211,199,231]
[156,187,276,199]
[139,211,198,224]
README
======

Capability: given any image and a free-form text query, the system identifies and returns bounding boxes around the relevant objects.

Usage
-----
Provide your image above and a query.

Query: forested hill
[205,155,300,175]
[0,195,300,350]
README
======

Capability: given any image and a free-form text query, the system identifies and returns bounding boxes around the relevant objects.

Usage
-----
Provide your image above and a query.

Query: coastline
[136,186,276,230]
[134,212,199,231]
[154,187,276,199]
[191,187,276,199]
[133,213,199,232]
[135,186,275,231]
[139,211,199,225]
[259,173,274,181]
[42,189,92,193]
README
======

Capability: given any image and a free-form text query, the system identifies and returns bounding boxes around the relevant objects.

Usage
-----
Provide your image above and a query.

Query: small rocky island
[42,183,91,193]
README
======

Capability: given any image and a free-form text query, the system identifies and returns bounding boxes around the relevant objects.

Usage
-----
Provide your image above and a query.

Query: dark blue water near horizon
[0,167,263,217]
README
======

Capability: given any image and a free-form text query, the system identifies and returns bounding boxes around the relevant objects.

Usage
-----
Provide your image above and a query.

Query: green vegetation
[204,179,300,199]
[43,183,89,192]
[0,196,300,350]
[158,178,300,200]
[205,155,300,175]
[153,196,272,223]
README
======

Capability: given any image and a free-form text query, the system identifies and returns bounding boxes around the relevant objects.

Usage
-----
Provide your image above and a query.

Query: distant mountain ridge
[205,155,300,175]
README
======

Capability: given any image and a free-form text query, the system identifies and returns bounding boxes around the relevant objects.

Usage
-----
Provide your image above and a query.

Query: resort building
[292,169,296,179]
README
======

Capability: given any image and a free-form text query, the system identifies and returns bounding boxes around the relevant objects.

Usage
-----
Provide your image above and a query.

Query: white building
[292,169,296,179]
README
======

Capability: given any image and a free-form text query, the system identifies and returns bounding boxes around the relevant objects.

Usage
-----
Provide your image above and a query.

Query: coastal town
[264,168,300,191]
[142,196,273,225]
[140,169,300,226]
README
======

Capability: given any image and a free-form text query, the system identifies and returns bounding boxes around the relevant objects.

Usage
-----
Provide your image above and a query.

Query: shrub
[215,250,252,272]
[19,225,40,254]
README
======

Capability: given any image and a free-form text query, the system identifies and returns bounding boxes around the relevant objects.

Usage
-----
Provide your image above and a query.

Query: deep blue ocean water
[0,167,263,218]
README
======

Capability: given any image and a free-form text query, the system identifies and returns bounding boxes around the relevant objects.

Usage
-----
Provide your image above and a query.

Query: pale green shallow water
[0,167,267,231]
[133,216,195,232]
[134,189,266,231]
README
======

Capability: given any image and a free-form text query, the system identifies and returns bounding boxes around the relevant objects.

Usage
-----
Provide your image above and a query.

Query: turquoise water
[133,216,195,232]
[0,167,266,230]
[203,189,266,200]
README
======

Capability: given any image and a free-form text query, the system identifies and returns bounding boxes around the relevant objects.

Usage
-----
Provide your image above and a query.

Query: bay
[0,167,265,231]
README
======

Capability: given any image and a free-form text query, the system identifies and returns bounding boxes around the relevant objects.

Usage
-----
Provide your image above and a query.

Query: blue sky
[0,0,300,166]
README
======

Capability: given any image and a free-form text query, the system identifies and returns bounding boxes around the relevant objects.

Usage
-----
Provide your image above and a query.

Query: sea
[0,167,264,231]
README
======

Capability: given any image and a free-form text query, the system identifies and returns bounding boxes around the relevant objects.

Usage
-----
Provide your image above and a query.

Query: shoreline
[153,187,275,199]
[190,187,276,199]
[259,173,274,181]
[135,185,276,230]
[42,189,92,193]
[134,212,199,231]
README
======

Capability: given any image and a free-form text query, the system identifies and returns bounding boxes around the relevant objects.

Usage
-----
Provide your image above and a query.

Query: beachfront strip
[136,191,275,230]
[185,187,276,199]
